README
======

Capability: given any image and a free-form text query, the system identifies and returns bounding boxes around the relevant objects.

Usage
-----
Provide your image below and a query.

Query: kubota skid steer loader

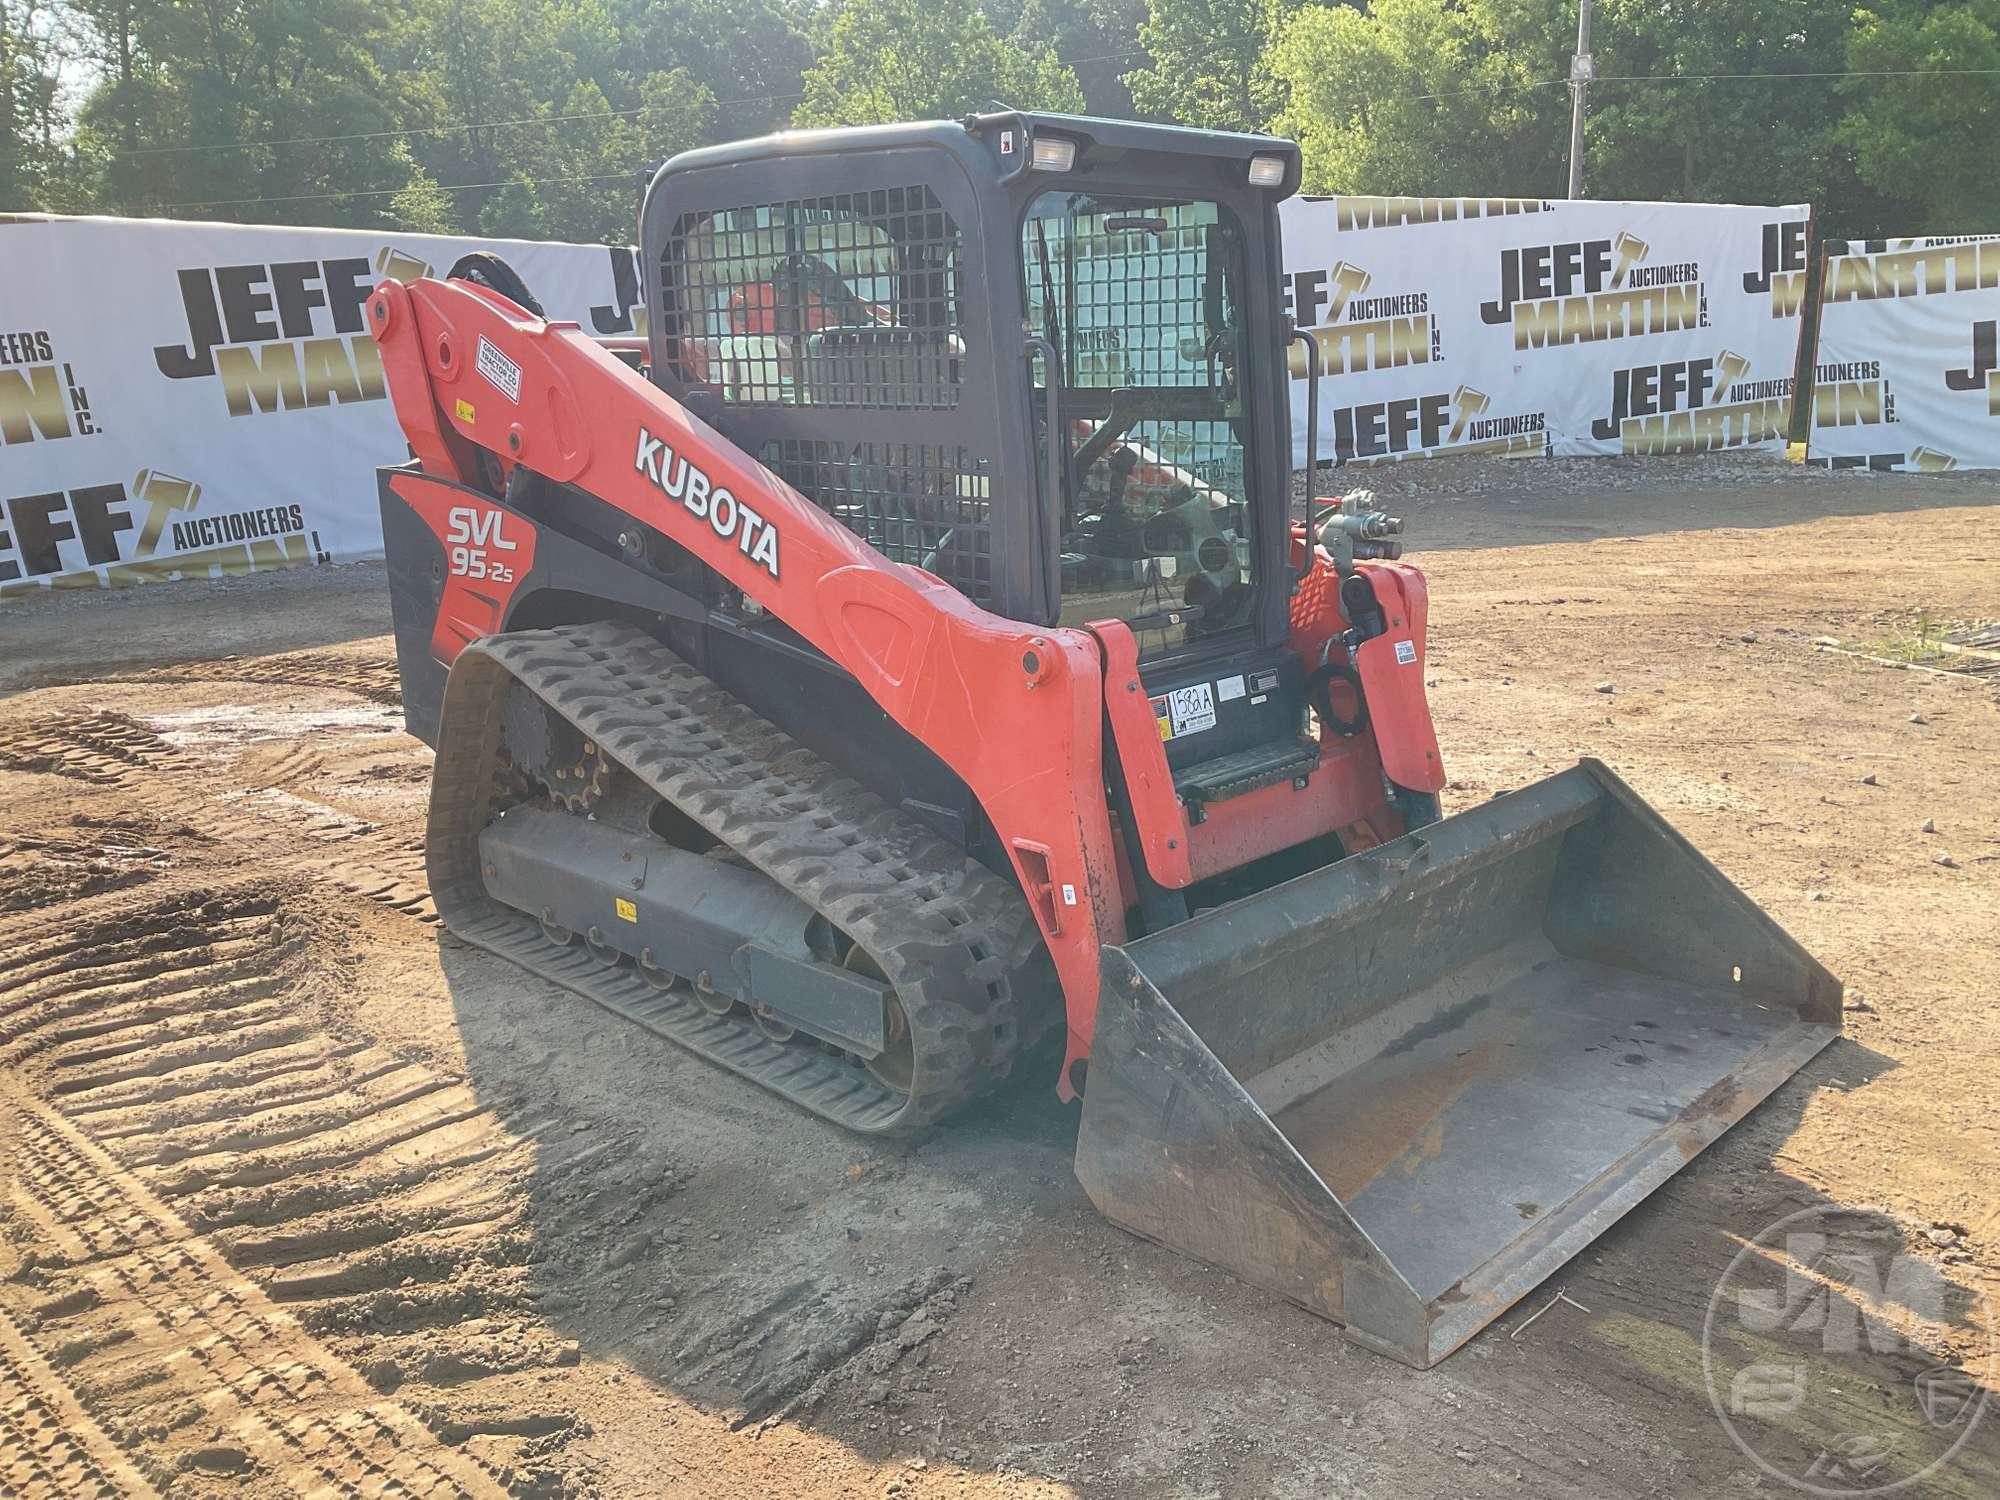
[372,113,1841,1367]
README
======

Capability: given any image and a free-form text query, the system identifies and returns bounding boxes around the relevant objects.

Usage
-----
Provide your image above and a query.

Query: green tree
[608,0,813,140]
[1269,0,1569,195]
[388,151,456,233]
[999,0,1145,117]
[794,0,1083,128]
[478,71,712,242]
[2,0,86,210]
[1838,0,2000,232]
[1125,0,1299,130]
[1584,0,1858,211]
[66,0,422,224]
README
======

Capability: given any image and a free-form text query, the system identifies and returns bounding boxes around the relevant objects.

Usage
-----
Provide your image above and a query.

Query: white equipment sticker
[1216,673,1247,702]
[475,335,523,402]
[1395,639,1418,665]
[1165,682,1217,738]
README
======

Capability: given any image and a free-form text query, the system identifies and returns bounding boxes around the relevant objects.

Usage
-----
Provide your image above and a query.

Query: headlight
[1031,136,1077,172]
[1247,154,1287,187]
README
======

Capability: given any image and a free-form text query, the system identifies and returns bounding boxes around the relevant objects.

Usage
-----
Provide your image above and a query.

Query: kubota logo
[633,428,781,578]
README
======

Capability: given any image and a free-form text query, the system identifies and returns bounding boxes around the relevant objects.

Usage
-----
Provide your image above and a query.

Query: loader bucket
[1075,760,1841,1368]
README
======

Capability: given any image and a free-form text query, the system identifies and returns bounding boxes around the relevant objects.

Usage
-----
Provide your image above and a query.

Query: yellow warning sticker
[614,897,637,922]
[455,397,477,422]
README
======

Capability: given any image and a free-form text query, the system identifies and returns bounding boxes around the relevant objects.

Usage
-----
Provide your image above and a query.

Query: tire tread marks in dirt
[1,707,437,922]
[0,1305,161,1499]
[116,653,404,707]
[0,826,171,915]
[0,887,588,1497]
[1,1103,507,1497]
[427,622,1047,1136]
[0,711,162,786]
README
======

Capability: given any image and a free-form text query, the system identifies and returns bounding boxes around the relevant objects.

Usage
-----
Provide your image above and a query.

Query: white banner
[1278,196,1812,466]
[1808,237,2000,473]
[0,216,644,594]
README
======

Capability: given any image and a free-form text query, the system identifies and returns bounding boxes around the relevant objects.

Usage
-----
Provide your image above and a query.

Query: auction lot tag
[1151,683,1220,740]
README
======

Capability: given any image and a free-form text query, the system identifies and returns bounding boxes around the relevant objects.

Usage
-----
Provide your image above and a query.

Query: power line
[107,94,806,163]
[1396,64,2000,108]
[1595,65,2000,85]
[137,170,640,213]
[127,63,2000,214]
[99,48,1158,164]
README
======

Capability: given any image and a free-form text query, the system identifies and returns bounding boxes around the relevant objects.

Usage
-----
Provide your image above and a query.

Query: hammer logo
[1711,349,1752,402]
[131,468,203,556]
[1611,231,1649,290]
[1325,262,1372,320]
[1448,386,1490,443]
[375,246,434,284]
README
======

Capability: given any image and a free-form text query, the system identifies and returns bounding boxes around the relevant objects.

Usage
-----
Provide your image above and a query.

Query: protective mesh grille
[663,187,963,410]
[1026,206,1222,390]
[760,439,993,603]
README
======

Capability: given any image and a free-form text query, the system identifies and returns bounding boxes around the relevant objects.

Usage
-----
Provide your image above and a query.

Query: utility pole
[1566,0,1594,198]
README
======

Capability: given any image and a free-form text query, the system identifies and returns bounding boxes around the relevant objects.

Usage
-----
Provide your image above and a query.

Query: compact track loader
[374,113,1841,1367]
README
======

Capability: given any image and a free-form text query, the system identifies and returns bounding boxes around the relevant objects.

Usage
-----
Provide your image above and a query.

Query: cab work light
[1031,136,1077,172]
[1247,154,1287,187]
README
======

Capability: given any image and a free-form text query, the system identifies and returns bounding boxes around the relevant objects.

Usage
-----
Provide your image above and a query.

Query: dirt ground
[2,457,1996,1499]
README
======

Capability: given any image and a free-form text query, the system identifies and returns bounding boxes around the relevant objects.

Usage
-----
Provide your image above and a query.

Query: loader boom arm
[369,275,1125,1086]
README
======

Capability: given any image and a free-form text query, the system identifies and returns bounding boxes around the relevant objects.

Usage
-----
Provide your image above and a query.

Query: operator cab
[640,112,1309,869]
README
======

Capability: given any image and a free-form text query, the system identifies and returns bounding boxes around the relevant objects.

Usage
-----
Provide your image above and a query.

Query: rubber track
[427,622,1042,1135]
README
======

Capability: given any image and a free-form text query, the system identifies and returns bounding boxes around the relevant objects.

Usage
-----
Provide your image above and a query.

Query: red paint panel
[1352,564,1446,794]
[1185,737,1392,883]
[390,472,538,664]
[1087,619,1193,891]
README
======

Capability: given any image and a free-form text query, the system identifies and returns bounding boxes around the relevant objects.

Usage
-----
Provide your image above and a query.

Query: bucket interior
[1246,935,1800,1301]
[1077,764,1841,1365]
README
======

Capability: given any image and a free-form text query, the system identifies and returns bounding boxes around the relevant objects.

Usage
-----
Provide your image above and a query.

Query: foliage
[1126,0,1300,131]
[794,0,1083,128]
[1268,0,1997,236]
[999,0,1146,117]
[1584,1,1859,212]
[3,0,1995,241]
[1269,0,1570,196]
[1838,0,2000,231]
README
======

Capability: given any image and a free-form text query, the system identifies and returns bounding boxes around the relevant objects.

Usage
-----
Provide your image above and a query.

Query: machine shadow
[439,931,1999,1495]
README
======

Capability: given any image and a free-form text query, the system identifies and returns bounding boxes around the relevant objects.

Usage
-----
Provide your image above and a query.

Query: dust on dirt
[1,455,1996,1498]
